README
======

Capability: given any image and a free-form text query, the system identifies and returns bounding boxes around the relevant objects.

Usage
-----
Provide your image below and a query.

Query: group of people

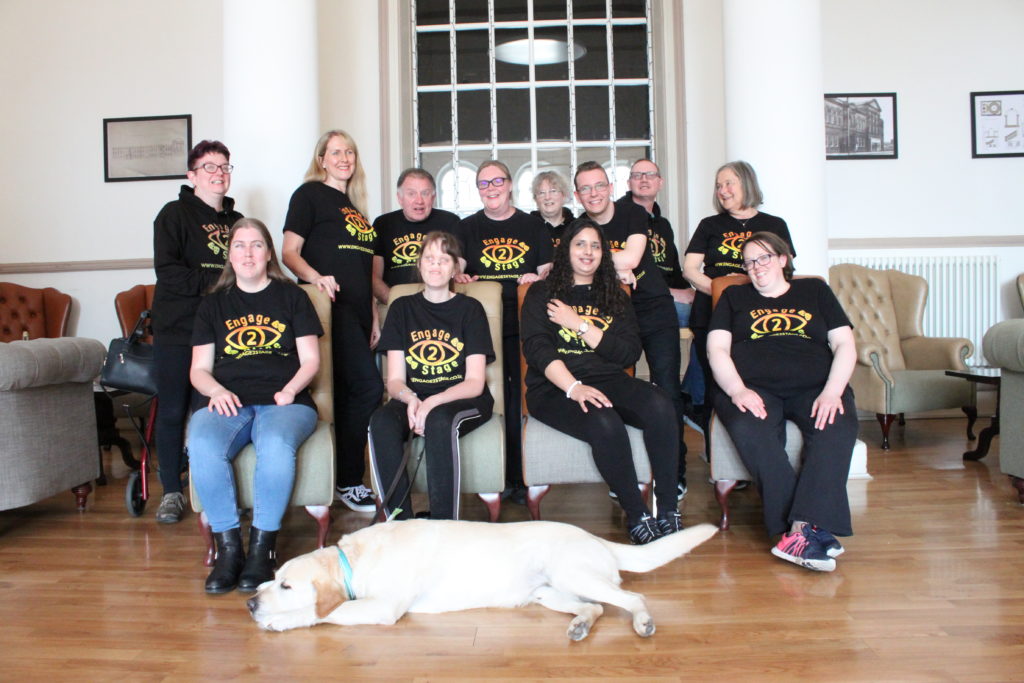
[150,132,860,594]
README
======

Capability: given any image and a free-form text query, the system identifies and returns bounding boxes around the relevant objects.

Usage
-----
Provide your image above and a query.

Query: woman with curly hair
[520,218,682,544]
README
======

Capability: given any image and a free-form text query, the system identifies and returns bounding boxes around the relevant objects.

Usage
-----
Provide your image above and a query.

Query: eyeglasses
[741,253,776,271]
[477,177,508,189]
[629,171,660,180]
[576,182,609,195]
[534,189,563,198]
[194,163,234,174]
[421,255,452,266]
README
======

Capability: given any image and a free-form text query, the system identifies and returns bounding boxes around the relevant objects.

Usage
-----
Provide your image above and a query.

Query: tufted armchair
[828,263,974,449]
[0,283,72,342]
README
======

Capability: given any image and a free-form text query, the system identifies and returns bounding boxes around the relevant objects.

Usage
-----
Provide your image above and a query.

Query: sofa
[0,337,105,510]
[982,319,1024,503]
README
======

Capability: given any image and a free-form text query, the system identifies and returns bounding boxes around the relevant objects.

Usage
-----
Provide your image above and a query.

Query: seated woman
[521,218,682,544]
[188,218,322,594]
[369,231,495,520]
[707,231,858,572]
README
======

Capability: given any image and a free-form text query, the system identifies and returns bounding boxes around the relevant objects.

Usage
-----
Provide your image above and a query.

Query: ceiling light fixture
[494,38,586,65]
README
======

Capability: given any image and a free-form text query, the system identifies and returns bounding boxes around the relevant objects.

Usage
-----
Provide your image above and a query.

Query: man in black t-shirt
[372,168,460,303]
[574,161,689,499]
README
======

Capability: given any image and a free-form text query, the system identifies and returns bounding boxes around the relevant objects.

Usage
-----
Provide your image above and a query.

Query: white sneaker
[336,484,376,512]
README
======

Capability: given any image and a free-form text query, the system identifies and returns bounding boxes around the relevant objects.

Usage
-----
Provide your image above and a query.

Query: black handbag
[100,310,157,396]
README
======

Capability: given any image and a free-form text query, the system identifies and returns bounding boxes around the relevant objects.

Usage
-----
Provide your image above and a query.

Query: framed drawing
[824,93,898,160]
[971,90,1024,158]
[103,114,192,182]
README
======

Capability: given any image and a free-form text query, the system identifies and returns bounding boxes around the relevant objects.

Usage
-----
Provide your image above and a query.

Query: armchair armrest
[983,320,1024,372]
[0,338,105,391]
[900,336,973,371]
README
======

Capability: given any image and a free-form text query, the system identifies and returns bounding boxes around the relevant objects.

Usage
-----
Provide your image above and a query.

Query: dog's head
[246,547,352,631]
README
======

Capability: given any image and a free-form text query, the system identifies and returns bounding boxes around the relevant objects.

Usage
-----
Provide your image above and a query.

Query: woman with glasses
[708,232,857,571]
[683,161,795,430]
[282,130,383,513]
[151,140,243,524]
[369,231,495,520]
[455,160,553,502]
[530,170,575,249]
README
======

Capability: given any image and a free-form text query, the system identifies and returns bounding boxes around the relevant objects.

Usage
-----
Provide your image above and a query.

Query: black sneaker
[771,524,836,572]
[335,484,376,512]
[656,510,684,536]
[628,513,663,545]
[810,526,845,558]
[677,479,688,501]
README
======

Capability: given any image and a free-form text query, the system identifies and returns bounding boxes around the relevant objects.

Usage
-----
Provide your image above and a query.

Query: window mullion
[449,0,460,211]
[528,0,537,176]
[606,0,617,174]
[488,0,498,161]
[646,0,655,162]
[567,0,578,193]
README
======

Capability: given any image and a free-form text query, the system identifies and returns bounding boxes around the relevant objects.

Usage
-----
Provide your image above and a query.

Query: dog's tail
[600,523,718,573]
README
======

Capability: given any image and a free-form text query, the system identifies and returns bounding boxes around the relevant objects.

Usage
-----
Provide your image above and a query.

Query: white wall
[0,0,224,340]
[822,0,1023,241]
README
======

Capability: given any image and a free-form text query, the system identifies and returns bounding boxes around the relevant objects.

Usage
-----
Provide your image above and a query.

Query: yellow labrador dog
[248,519,717,639]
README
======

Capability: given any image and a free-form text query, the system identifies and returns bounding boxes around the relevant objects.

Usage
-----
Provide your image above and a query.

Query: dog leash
[336,547,356,600]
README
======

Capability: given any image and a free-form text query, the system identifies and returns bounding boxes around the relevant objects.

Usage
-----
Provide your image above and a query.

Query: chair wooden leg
[71,482,92,511]
[197,512,215,567]
[714,480,738,530]
[1010,476,1024,505]
[876,413,895,450]
[639,483,651,509]
[306,505,331,548]
[477,493,501,522]
[898,412,906,426]
[526,485,549,520]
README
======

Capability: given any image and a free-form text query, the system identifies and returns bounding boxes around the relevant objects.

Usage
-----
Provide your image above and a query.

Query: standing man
[372,168,460,303]
[621,160,704,431]
[574,161,687,501]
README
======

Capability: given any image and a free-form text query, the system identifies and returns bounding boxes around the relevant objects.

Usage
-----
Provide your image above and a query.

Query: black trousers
[503,333,524,488]
[640,323,687,480]
[712,384,858,537]
[368,390,493,520]
[153,340,192,494]
[332,303,384,488]
[527,374,679,523]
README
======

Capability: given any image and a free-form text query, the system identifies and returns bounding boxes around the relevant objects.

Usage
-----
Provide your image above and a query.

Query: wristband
[398,387,417,400]
[566,380,582,399]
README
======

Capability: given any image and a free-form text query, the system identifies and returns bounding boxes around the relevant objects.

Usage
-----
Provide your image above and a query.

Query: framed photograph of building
[103,114,192,182]
[824,93,897,160]
[971,90,1024,158]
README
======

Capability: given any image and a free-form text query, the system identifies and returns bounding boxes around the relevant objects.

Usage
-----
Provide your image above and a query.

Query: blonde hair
[209,218,292,294]
[303,129,369,217]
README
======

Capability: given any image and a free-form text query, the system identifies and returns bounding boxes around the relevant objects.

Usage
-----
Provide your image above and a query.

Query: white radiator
[829,255,999,366]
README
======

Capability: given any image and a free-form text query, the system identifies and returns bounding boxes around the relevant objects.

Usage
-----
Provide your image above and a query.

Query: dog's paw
[633,614,655,638]
[566,617,592,641]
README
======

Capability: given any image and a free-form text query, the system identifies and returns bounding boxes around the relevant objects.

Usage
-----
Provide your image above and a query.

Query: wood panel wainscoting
[1,418,1022,680]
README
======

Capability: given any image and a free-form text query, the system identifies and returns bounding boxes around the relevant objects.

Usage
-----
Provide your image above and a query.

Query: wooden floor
[1,417,1022,682]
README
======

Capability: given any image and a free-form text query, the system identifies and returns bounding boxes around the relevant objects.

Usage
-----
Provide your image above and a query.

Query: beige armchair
[373,281,506,521]
[829,263,974,448]
[189,285,335,565]
[983,320,1024,503]
[0,337,105,511]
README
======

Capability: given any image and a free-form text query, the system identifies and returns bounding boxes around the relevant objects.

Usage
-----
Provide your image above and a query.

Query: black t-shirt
[709,279,851,393]
[520,281,641,394]
[685,211,795,328]
[530,207,575,251]
[191,280,323,412]
[597,198,677,333]
[456,209,553,337]
[378,292,495,399]
[283,181,378,328]
[372,209,461,287]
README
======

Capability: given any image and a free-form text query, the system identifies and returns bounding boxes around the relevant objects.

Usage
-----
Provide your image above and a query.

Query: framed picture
[103,114,192,182]
[970,90,1024,158]
[824,93,898,160]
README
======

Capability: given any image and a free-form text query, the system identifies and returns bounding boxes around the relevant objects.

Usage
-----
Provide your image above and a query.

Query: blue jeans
[675,302,705,405]
[188,403,318,533]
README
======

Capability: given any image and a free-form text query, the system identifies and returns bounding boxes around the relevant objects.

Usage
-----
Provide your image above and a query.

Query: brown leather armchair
[0,283,72,342]
[828,263,974,448]
[114,284,155,341]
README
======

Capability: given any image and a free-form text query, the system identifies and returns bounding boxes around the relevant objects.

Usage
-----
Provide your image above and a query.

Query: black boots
[205,528,246,594]
[237,527,278,593]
